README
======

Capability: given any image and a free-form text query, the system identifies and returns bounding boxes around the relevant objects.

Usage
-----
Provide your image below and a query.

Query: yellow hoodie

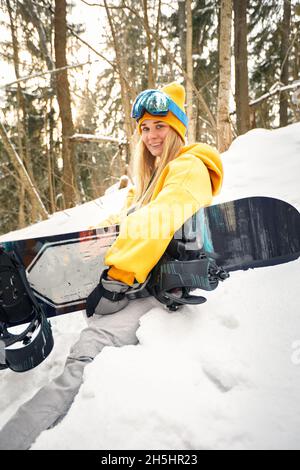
[104,143,223,285]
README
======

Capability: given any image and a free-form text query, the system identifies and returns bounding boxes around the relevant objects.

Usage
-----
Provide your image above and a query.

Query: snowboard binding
[147,213,230,311]
[0,247,54,372]
[148,250,229,311]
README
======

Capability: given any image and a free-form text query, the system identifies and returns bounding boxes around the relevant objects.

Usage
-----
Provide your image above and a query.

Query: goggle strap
[131,89,189,131]
[167,100,189,128]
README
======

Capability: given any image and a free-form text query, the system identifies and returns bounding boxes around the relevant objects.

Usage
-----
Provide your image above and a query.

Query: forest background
[0,0,299,235]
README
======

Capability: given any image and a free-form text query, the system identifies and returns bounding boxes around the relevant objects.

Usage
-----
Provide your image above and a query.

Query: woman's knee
[69,296,158,358]
[89,296,158,347]
[68,324,114,360]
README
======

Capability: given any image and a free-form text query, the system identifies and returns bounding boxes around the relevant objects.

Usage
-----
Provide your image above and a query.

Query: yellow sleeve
[90,187,136,228]
[105,157,213,285]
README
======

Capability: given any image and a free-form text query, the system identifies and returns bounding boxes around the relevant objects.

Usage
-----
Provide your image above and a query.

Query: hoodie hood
[105,141,224,285]
[178,143,223,196]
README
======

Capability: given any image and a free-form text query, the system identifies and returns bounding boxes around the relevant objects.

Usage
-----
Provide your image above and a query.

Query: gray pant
[0,296,159,450]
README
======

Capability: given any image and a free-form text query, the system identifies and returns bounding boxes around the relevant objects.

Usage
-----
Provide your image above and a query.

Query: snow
[0,188,127,241]
[1,123,300,450]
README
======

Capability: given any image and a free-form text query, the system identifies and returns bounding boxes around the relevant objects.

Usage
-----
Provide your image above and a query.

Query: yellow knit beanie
[137,82,187,142]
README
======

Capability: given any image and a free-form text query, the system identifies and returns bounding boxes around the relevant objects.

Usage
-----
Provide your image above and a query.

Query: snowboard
[1,196,300,326]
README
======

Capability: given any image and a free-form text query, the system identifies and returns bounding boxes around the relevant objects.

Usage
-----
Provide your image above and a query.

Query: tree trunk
[142,0,155,88]
[18,185,26,228]
[293,2,300,82]
[54,0,77,209]
[233,0,250,135]
[22,0,55,90]
[6,0,40,224]
[45,98,56,213]
[138,14,217,134]
[217,0,233,152]
[185,0,196,143]
[153,0,162,84]
[280,0,291,127]
[103,0,135,166]
[22,0,55,72]
[178,0,186,71]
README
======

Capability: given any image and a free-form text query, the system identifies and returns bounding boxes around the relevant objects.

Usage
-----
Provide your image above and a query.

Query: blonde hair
[132,128,184,207]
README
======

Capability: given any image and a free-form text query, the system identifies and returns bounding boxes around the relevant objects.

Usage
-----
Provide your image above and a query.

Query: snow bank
[0,186,128,242]
[215,122,300,209]
[1,123,300,450]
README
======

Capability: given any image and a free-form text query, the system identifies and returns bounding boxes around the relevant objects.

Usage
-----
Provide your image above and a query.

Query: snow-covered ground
[0,123,300,450]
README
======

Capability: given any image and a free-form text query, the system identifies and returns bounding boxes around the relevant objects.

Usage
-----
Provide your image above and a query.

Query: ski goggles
[131,89,188,128]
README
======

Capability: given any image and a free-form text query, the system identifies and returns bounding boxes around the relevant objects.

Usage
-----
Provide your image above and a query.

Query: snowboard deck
[1,196,300,324]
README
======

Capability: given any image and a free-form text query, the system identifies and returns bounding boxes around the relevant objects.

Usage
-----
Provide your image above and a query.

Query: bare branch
[0,59,100,89]
[69,133,127,145]
[250,81,300,107]
[80,0,101,6]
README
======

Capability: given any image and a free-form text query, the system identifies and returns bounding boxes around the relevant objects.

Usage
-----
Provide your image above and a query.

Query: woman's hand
[86,269,130,317]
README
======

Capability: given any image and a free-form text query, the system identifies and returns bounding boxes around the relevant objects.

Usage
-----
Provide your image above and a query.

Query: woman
[0,82,223,450]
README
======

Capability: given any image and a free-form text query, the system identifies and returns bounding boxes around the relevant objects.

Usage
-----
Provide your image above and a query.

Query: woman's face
[140,120,171,157]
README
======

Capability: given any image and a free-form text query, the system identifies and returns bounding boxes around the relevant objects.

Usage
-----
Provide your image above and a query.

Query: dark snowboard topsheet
[1,197,300,323]
[201,196,300,270]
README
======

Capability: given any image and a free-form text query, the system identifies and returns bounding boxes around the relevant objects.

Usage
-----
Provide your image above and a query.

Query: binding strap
[148,252,229,311]
[0,247,54,373]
